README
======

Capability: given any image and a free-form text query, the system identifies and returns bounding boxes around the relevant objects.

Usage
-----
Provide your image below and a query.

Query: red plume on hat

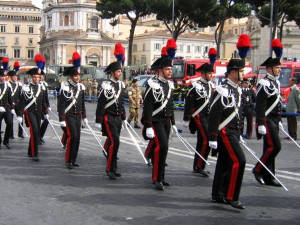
[13,61,20,72]
[166,38,177,59]
[72,52,81,68]
[114,43,125,65]
[272,39,283,58]
[1,57,9,71]
[236,34,252,59]
[161,46,168,57]
[208,48,217,66]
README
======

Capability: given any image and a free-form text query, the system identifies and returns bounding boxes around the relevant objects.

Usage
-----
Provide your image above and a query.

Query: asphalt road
[0,99,300,225]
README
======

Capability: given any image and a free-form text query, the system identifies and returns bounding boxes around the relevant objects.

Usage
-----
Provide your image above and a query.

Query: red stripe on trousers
[145,139,154,158]
[221,128,240,201]
[255,121,274,173]
[24,111,35,156]
[65,119,72,163]
[104,115,114,172]
[61,132,67,144]
[194,117,208,168]
[152,127,160,181]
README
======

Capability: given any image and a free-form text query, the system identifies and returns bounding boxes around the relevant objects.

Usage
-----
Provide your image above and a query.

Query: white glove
[146,127,155,139]
[45,114,49,120]
[48,107,52,112]
[60,121,66,127]
[258,125,266,135]
[209,141,218,149]
[0,106,5,112]
[183,120,189,127]
[17,116,23,123]
[279,121,283,129]
[240,136,245,144]
[172,125,178,134]
[83,118,88,126]
[11,109,16,116]
[95,123,102,130]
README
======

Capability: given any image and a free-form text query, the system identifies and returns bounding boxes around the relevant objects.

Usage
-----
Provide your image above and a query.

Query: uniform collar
[266,73,276,81]
[110,77,118,83]
[158,76,168,83]
[226,78,238,89]
[68,79,77,87]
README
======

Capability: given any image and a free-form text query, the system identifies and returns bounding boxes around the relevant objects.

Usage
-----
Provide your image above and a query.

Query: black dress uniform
[17,69,48,160]
[253,57,282,186]
[241,82,255,138]
[95,62,126,179]
[184,63,213,175]
[208,59,246,209]
[58,67,86,168]
[39,80,50,143]
[0,69,14,149]
[142,58,175,190]
[8,70,23,138]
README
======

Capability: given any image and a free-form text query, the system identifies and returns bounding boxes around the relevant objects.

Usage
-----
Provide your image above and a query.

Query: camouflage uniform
[127,85,142,127]
[92,80,99,97]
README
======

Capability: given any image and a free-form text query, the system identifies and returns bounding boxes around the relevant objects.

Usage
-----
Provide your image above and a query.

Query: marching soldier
[240,78,255,139]
[8,61,24,139]
[253,56,282,187]
[0,67,14,149]
[58,52,87,169]
[183,63,213,176]
[208,59,246,209]
[16,54,48,161]
[127,78,142,128]
[95,61,126,180]
[142,57,177,191]
[39,73,51,144]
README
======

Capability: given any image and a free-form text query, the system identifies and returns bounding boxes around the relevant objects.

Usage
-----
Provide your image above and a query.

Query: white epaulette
[147,77,161,89]
[78,83,86,91]
[192,81,204,90]
[168,80,175,89]
[101,81,113,90]
[258,78,270,87]
[215,85,229,97]
[22,84,30,92]
[61,81,70,92]
[18,82,22,87]
[120,81,125,89]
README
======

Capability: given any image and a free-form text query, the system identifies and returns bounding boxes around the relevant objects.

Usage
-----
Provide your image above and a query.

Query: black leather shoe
[18,134,24,139]
[10,136,15,139]
[265,179,281,187]
[253,170,265,185]
[211,195,227,204]
[154,181,164,191]
[193,168,209,177]
[162,181,170,186]
[107,171,116,180]
[146,159,152,167]
[40,138,45,144]
[72,163,80,167]
[113,172,121,177]
[3,143,10,149]
[227,200,245,210]
[32,156,39,162]
[165,163,168,167]
[134,124,141,129]
[66,163,73,169]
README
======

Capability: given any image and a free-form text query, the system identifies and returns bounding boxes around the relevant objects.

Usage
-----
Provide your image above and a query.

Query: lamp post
[269,0,274,56]
[172,0,175,38]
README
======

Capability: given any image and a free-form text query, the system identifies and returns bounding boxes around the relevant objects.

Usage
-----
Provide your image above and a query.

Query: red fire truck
[258,60,300,103]
[172,57,252,86]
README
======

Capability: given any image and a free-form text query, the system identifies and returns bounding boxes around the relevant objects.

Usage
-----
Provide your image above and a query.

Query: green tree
[96,0,153,65]
[152,0,217,40]
[251,0,300,41]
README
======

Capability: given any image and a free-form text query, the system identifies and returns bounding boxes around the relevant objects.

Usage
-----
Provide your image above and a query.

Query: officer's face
[272,66,281,76]
[71,74,80,83]
[40,75,45,81]
[238,68,244,81]
[32,74,40,84]
[11,75,18,82]
[205,72,213,81]
[112,69,122,81]
[161,66,172,79]
[0,76,4,82]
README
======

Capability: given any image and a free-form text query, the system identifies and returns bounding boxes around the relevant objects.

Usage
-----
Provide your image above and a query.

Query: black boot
[252,170,265,185]
[154,181,164,190]
[227,200,245,210]
[107,171,117,180]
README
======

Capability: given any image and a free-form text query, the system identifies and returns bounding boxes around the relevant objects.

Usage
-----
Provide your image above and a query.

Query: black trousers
[287,115,297,140]
[212,128,246,201]
[65,114,82,164]
[254,117,281,182]
[24,111,41,157]
[144,138,155,159]
[103,114,122,172]
[0,111,13,145]
[40,116,49,139]
[151,119,171,182]
[10,112,23,138]
[61,127,67,146]
[241,106,253,137]
[193,115,210,170]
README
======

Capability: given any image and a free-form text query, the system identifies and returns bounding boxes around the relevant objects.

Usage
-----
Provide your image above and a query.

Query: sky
[32,0,42,9]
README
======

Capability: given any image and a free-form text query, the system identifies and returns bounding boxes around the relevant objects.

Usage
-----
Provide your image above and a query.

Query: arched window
[64,14,69,26]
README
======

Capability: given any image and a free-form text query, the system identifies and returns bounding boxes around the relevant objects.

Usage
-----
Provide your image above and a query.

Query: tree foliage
[96,0,153,65]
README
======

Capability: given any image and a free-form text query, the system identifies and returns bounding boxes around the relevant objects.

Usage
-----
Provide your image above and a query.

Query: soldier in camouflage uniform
[127,78,142,128]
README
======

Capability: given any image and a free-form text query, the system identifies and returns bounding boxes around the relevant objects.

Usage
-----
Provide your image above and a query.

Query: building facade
[0,0,41,66]
[40,0,126,66]
[132,30,216,67]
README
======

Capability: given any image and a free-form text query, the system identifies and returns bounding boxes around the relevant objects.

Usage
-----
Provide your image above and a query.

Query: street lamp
[172,0,175,38]
[270,0,274,57]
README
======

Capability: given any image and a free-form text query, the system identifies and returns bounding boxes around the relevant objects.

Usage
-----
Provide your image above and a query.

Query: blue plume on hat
[34,54,45,71]
[236,34,252,59]
[272,39,283,58]
[72,52,81,68]
[166,39,177,59]
[14,61,20,72]
[114,43,125,65]
[208,48,217,67]
[2,57,9,70]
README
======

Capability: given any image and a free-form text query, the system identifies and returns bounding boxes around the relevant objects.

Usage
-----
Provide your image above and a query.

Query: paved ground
[0,99,300,225]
